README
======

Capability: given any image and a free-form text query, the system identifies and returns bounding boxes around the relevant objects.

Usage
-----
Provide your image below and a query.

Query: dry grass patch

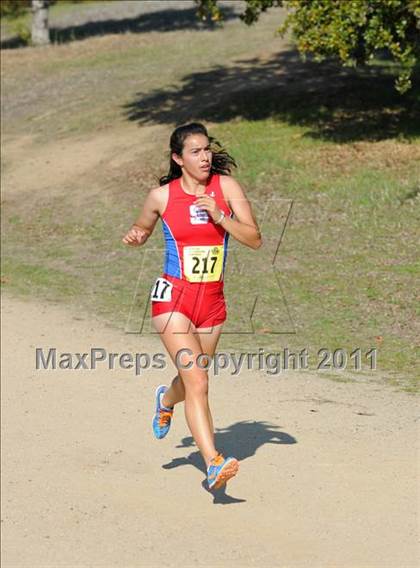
[308,140,420,175]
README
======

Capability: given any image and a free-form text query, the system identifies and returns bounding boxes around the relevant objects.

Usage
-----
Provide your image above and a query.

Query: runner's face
[174,134,212,180]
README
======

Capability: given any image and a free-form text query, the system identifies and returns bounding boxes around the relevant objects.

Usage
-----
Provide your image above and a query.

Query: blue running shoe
[152,385,174,439]
[207,452,239,490]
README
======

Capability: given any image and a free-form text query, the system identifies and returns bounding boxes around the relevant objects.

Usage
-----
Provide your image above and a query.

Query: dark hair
[159,122,237,186]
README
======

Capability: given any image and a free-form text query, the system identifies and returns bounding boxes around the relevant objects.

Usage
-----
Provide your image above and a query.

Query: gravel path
[1,294,419,567]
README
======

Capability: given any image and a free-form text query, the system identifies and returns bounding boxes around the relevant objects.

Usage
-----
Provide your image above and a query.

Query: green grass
[3,115,418,389]
[2,4,419,391]
[1,258,83,299]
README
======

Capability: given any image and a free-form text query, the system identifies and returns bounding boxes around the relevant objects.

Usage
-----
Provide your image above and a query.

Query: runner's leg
[157,321,223,444]
[163,374,185,407]
[194,325,224,447]
[152,312,219,466]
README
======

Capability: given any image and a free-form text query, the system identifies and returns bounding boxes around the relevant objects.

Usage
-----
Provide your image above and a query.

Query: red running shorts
[151,273,226,329]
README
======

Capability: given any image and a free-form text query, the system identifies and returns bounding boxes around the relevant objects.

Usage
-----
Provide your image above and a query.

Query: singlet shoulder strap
[161,177,180,218]
[171,176,183,194]
[164,176,181,199]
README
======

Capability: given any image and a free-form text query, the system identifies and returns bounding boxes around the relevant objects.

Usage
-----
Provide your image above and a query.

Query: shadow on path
[124,48,420,143]
[1,5,237,49]
[162,420,297,505]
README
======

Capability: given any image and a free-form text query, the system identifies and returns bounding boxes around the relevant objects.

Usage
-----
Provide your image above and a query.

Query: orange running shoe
[207,452,239,490]
[152,385,174,439]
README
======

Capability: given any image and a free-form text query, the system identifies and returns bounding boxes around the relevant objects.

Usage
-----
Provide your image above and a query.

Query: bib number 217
[183,245,223,282]
[151,277,173,302]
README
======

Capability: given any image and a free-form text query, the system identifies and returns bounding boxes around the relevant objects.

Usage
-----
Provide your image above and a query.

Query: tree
[195,0,420,93]
[0,0,30,19]
[31,0,51,46]
[0,0,94,46]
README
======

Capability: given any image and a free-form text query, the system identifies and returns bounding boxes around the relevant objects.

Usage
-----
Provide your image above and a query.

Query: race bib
[183,245,224,282]
[150,277,173,302]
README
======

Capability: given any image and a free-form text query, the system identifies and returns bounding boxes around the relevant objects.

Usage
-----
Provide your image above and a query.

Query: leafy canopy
[195,0,420,93]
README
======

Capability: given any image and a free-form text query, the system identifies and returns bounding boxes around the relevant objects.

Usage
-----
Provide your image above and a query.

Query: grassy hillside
[1,1,419,390]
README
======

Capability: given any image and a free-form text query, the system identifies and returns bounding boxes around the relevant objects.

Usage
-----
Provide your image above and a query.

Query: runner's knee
[182,372,209,397]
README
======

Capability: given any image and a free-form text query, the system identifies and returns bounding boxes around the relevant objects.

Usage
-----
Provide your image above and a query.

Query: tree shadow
[162,420,296,504]
[0,5,237,49]
[123,48,420,143]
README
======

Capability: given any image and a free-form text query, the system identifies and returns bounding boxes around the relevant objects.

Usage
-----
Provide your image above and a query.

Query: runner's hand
[193,195,221,222]
[122,225,148,246]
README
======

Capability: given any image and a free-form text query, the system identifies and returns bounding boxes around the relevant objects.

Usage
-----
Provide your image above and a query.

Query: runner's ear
[171,153,183,167]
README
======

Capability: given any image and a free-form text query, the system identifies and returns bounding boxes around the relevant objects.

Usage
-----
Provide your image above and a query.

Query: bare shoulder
[219,174,247,199]
[219,174,242,189]
[147,183,169,215]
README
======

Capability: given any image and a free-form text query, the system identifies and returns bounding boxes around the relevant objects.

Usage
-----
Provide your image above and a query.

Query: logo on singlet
[189,204,209,225]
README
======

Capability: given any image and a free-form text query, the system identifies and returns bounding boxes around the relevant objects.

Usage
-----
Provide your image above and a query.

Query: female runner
[122,123,262,490]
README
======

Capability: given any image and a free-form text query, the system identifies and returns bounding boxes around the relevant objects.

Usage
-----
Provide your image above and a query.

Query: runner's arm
[219,176,262,250]
[122,187,163,247]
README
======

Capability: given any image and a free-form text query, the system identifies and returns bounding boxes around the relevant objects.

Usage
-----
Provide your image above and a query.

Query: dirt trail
[1,294,418,567]
[1,123,168,199]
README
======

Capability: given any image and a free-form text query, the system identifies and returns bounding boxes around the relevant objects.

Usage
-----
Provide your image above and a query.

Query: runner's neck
[180,177,208,196]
